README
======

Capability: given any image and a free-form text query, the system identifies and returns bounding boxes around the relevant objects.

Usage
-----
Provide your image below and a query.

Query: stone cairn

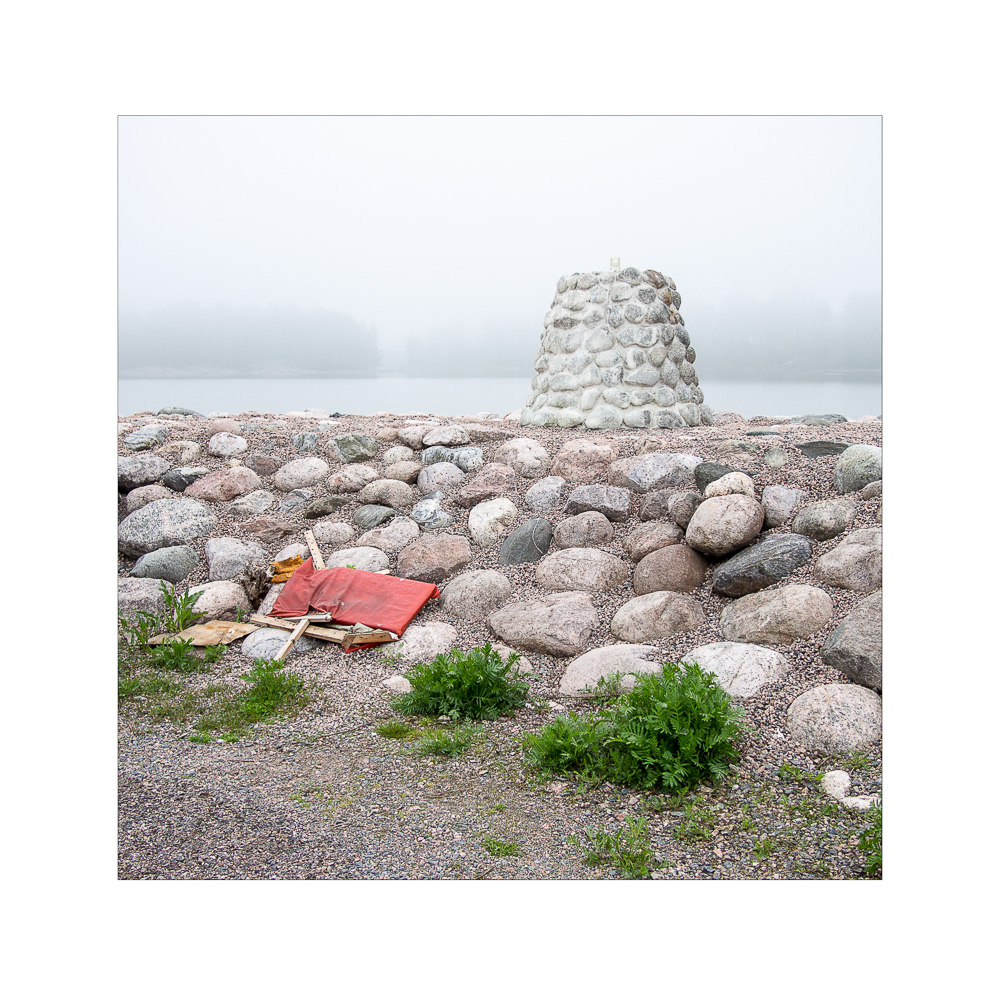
[520,260,711,430]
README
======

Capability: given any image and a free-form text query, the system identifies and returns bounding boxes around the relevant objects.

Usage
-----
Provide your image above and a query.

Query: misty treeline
[119,291,880,381]
[118,303,380,377]
[694,291,881,380]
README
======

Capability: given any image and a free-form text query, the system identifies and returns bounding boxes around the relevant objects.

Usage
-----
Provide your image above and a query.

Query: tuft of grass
[391,643,530,721]
[570,814,659,879]
[147,640,224,674]
[778,762,822,784]
[522,665,744,793]
[481,836,522,857]
[376,719,417,739]
[411,724,479,758]
[118,672,180,705]
[671,794,718,842]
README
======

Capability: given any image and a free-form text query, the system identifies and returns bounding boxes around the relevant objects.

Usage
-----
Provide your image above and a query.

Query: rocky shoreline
[118,404,882,880]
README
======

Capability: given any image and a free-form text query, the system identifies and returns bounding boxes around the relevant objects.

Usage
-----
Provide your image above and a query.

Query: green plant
[391,643,530,720]
[118,610,158,652]
[779,763,822,784]
[412,724,478,758]
[376,719,416,739]
[754,836,777,857]
[521,665,744,793]
[160,582,207,632]
[858,798,882,877]
[671,795,717,842]
[481,836,522,857]
[118,672,179,704]
[570,814,658,879]
[147,639,212,673]
[843,747,874,774]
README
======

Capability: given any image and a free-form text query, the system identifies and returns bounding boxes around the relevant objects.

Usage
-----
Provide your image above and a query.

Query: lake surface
[118,377,882,420]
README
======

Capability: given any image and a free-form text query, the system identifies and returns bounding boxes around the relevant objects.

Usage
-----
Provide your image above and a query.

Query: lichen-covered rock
[331,433,379,463]
[791,499,860,541]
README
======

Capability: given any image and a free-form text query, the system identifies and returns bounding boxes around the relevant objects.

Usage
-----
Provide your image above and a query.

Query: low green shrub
[521,664,744,792]
[391,643,530,720]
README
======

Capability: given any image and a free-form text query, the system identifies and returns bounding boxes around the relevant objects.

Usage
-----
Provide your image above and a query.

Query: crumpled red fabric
[269,557,440,651]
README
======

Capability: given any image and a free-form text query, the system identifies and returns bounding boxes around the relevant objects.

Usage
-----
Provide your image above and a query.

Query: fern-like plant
[391,643,530,720]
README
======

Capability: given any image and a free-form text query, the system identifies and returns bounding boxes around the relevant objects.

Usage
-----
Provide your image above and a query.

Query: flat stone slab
[794,441,851,459]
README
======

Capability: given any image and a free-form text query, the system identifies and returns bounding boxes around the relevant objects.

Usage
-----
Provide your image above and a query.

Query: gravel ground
[118,405,882,880]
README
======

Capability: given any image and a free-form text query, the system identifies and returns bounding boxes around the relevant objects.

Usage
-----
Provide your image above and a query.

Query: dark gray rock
[161,466,210,492]
[353,504,399,530]
[711,533,817,597]
[565,484,631,522]
[795,441,851,459]
[303,494,353,519]
[694,462,737,493]
[498,518,554,565]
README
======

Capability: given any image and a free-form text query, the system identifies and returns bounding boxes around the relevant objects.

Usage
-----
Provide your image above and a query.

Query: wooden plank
[274,616,310,661]
[149,621,260,646]
[304,529,325,570]
[247,613,396,648]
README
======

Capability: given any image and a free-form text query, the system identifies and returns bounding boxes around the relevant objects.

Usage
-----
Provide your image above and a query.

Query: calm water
[118,377,882,420]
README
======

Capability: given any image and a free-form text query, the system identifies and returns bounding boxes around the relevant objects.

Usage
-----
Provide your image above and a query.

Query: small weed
[147,639,220,673]
[376,719,416,739]
[778,763,822,784]
[483,803,506,814]
[858,798,882,877]
[481,836,522,857]
[160,582,206,632]
[149,691,205,724]
[118,672,179,704]
[581,671,626,704]
[843,747,874,774]
[754,836,777,857]
[570,814,658,879]
[672,795,717,843]
[412,724,479,758]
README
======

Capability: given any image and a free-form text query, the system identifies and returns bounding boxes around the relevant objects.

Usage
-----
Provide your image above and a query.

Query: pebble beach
[118,404,882,880]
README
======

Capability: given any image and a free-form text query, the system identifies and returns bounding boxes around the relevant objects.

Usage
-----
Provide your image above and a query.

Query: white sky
[118,115,881,346]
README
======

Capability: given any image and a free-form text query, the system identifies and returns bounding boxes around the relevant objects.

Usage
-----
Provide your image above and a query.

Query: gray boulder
[685,495,765,557]
[185,467,262,502]
[130,545,200,583]
[761,485,808,529]
[565,484,631,522]
[623,520,684,561]
[834,445,882,494]
[118,577,173,621]
[421,445,484,472]
[359,479,416,509]
[410,492,452,531]
[331,433,379,463]
[354,504,400,531]
[241,628,317,659]
[327,464,380,494]
[792,499,860,541]
[230,490,276,517]
[667,491,704,529]
[498,518,554,565]
[495,438,551,478]
[118,498,217,557]
[488,591,599,657]
[205,537,266,581]
[186,581,251,621]
[274,458,330,491]
[814,528,882,592]
[786,684,882,753]
[694,462,737,493]
[720,584,834,644]
[123,424,170,451]
[469,498,519,548]
[118,454,171,492]
[558,644,662,696]
[524,475,569,512]
[610,591,705,643]
[554,511,615,549]
[396,534,472,584]
[535,548,631,593]
[416,462,466,495]
[711,533,816,597]
[440,570,513,621]
[325,546,391,572]
[356,516,419,554]
[608,452,702,493]
[820,591,882,691]
[680,641,789,698]
[632,545,708,594]
[453,463,516,507]
[207,431,247,457]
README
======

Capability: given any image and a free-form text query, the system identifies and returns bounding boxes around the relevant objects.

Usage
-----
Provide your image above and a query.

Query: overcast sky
[118,115,881,350]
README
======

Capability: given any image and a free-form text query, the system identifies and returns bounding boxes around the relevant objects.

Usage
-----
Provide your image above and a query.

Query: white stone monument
[520,261,711,430]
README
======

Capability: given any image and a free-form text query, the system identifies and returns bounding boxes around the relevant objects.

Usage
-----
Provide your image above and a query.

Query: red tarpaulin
[269,558,440,651]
